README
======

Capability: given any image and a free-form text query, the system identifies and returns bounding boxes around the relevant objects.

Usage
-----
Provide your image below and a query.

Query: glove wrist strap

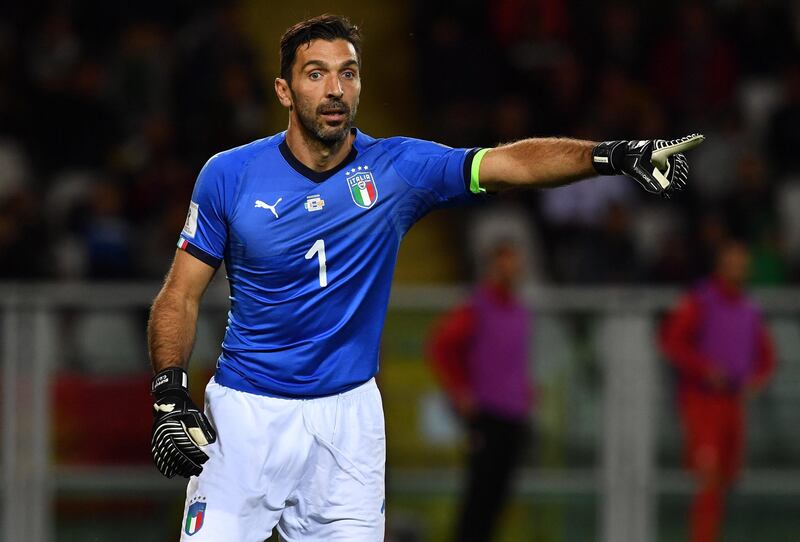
[592,140,623,175]
[152,367,188,396]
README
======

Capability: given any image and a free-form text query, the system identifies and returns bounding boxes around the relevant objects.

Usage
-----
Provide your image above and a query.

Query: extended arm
[148,249,218,479]
[478,138,596,191]
[476,134,704,195]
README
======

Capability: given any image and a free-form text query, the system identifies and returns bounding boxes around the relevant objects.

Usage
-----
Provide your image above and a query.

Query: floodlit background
[2,1,800,541]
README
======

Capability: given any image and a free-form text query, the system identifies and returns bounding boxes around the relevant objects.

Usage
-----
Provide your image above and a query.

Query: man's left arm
[426,304,476,418]
[475,134,705,195]
[749,322,777,393]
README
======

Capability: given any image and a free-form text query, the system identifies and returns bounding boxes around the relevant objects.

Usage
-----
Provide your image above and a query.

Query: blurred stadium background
[2,1,800,541]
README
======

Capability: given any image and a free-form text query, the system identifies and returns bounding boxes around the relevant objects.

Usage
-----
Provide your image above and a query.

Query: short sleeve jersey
[179,129,481,397]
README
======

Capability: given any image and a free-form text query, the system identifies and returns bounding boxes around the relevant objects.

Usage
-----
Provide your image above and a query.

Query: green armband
[470,148,490,194]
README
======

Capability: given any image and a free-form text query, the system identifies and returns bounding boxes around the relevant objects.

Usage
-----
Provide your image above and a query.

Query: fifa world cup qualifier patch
[185,497,207,536]
[183,201,199,238]
[346,166,378,209]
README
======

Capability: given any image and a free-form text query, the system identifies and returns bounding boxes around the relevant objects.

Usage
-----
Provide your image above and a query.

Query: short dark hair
[279,14,362,82]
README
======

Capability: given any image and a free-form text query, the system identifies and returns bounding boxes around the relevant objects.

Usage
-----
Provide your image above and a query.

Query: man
[660,241,775,542]
[147,14,704,541]
[427,241,533,542]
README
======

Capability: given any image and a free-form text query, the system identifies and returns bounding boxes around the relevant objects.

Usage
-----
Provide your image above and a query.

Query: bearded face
[283,39,361,147]
[291,88,359,145]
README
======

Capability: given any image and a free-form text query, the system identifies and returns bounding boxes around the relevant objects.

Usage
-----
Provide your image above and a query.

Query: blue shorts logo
[185,501,206,536]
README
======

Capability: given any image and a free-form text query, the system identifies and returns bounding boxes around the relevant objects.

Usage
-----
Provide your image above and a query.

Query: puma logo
[255,198,282,219]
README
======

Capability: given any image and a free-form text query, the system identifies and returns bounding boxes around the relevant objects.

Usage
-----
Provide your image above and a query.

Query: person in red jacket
[427,241,533,542]
[660,240,775,542]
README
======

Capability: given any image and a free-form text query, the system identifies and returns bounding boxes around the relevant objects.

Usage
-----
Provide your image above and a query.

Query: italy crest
[185,500,206,536]
[346,166,378,209]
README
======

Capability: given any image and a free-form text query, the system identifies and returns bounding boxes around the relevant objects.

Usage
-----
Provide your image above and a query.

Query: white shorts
[179,378,386,542]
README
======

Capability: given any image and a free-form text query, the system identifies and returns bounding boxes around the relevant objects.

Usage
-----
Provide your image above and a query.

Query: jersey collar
[278,128,360,184]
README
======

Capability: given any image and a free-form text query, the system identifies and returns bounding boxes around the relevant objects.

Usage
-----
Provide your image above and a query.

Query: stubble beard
[292,90,358,147]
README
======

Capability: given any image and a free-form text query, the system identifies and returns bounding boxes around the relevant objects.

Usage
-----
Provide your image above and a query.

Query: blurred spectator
[766,63,800,176]
[0,23,27,138]
[426,241,534,542]
[690,213,730,278]
[588,202,640,283]
[0,188,48,278]
[776,179,800,275]
[488,94,533,144]
[540,174,636,228]
[492,0,571,77]
[418,15,486,107]
[108,22,170,129]
[29,57,120,175]
[0,1,269,280]
[0,138,30,198]
[730,0,796,79]
[749,225,788,286]
[46,169,96,278]
[648,230,695,284]
[27,10,82,90]
[660,240,776,542]
[539,174,639,281]
[632,203,687,281]
[468,200,547,284]
[649,2,738,124]
[0,0,798,285]
[721,152,777,244]
[82,181,134,279]
[591,2,644,76]
[412,2,797,286]
[593,68,660,137]
[539,51,588,134]
[488,0,569,50]
[688,109,748,202]
[172,3,266,161]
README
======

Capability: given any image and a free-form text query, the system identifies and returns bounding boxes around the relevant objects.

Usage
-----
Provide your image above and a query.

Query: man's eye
[309,72,322,80]
[342,71,356,79]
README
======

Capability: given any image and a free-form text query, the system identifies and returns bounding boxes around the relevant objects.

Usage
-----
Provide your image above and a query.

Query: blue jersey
[178,129,481,397]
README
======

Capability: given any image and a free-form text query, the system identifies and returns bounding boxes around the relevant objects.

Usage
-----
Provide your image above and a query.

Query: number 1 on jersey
[305,239,328,287]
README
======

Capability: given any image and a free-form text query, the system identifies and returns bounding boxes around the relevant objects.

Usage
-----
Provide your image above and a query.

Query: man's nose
[326,77,344,98]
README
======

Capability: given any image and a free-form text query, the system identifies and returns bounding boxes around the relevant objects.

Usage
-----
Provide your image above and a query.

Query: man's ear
[275,78,292,109]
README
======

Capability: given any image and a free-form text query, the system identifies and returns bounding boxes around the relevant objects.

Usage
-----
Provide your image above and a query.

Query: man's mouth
[319,105,348,123]
[320,112,346,121]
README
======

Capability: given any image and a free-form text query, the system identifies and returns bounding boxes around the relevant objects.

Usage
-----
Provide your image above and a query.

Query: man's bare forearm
[481,138,597,191]
[147,287,200,373]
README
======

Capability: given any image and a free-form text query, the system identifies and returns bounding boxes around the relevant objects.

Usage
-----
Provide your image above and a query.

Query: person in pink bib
[660,240,776,542]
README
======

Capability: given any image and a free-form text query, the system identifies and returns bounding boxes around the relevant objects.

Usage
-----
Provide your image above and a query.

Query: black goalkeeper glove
[592,134,705,197]
[151,367,217,479]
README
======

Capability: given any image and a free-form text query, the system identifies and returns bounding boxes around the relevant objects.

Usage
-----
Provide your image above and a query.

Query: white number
[304,239,328,287]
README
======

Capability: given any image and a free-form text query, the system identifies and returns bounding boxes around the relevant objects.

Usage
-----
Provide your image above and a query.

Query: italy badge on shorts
[346,166,378,208]
[185,500,206,536]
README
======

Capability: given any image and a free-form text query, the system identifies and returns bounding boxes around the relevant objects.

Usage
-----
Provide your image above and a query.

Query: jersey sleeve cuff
[178,238,222,268]
[462,148,489,194]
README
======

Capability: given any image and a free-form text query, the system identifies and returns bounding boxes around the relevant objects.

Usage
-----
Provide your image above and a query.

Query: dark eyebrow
[301,59,359,72]
[301,60,328,71]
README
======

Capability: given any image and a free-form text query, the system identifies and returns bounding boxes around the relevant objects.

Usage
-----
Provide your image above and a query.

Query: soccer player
[660,241,775,542]
[148,14,704,541]
[427,241,534,542]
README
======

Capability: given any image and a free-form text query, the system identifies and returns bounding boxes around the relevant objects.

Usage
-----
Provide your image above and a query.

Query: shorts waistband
[333,376,377,398]
[302,377,377,404]
[212,372,377,402]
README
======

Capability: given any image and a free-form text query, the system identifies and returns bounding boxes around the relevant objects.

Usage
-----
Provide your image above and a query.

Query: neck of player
[285,118,354,173]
